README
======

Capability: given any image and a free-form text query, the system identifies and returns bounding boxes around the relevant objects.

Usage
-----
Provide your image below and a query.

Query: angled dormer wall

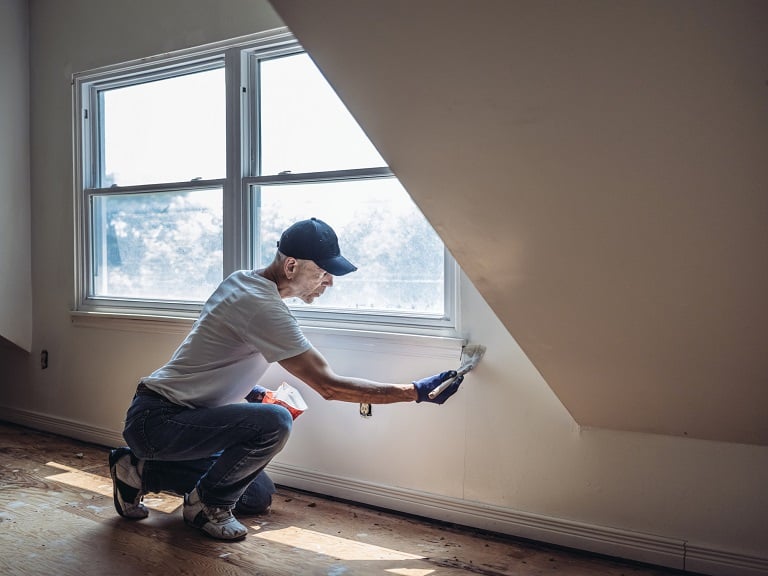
[270,0,768,445]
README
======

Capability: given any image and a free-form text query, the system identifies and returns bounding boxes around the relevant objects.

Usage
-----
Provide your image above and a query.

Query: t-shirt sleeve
[242,298,311,363]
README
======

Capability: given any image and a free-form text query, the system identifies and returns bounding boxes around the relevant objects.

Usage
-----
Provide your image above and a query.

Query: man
[110,218,463,541]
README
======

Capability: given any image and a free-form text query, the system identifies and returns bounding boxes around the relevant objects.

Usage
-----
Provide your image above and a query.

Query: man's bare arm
[278,347,418,404]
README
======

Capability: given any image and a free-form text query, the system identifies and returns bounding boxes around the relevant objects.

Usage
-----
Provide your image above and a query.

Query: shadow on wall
[0,335,31,390]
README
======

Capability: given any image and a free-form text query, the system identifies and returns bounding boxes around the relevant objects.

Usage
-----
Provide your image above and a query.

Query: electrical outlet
[359,403,372,418]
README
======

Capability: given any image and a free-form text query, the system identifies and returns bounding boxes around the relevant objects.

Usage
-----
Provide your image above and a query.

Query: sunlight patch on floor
[253,526,427,563]
[44,461,182,513]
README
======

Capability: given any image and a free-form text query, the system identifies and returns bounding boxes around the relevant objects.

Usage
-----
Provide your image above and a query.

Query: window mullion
[247,51,263,270]
[223,48,245,276]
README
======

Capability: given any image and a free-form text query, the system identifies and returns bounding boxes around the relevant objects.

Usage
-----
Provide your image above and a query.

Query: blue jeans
[122,390,292,511]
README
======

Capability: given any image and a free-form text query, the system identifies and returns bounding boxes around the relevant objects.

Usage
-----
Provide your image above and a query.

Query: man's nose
[324,275,334,287]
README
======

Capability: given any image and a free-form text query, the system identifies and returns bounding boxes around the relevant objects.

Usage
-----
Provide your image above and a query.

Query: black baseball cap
[277,218,358,276]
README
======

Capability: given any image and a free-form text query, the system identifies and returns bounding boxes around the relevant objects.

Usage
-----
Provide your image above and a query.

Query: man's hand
[245,385,267,403]
[413,371,464,404]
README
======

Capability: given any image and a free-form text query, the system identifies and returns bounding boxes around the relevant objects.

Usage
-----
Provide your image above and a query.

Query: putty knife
[428,343,486,400]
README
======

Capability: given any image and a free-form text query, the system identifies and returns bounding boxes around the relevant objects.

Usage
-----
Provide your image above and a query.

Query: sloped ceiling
[270,0,768,445]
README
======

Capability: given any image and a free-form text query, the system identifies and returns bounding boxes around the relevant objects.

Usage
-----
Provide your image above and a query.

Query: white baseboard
[0,406,125,448]
[1,406,765,576]
[685,545,768,576]
[266,461,686,570]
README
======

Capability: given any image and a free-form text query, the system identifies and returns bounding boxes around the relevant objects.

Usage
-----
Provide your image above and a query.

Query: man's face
[292,260,334,304]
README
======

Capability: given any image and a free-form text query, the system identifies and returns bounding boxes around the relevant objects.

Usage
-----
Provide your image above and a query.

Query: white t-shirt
[141,271,311,408]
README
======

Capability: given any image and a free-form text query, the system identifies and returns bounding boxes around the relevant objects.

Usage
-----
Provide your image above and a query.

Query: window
[74,31,457,334]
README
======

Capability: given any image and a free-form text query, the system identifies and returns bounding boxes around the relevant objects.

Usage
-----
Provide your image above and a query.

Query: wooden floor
[0,421,686,576]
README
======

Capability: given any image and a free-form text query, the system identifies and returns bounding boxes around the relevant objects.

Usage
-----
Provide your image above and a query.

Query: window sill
[70,311,464,360]
[71,310,196,334]
[302,326,463,360]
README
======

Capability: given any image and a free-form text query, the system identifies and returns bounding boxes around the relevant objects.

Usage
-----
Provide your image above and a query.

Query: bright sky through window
[260,53,386,174]
[102,69,226,186]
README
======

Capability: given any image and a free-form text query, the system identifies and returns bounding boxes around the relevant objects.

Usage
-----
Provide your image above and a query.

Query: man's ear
[284,257,299,279]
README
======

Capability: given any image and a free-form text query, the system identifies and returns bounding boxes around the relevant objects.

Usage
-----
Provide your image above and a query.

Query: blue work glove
[413,370,464,404]
[245,385,267,403]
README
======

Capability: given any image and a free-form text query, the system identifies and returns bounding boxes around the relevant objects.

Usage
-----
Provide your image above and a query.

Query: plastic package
[263,382,308,420]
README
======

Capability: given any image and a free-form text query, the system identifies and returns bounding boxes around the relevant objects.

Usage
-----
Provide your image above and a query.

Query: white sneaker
[109,447,148,519]
[183,486,248,540]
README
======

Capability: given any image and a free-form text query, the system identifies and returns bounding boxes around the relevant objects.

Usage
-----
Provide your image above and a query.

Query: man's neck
[257,264,291,299]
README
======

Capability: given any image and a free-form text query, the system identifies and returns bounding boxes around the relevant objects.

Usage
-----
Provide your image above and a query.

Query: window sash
[82,180,225,315]
[247,171,457,332]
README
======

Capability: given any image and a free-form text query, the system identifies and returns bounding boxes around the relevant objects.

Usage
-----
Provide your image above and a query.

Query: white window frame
[72,30,459,337]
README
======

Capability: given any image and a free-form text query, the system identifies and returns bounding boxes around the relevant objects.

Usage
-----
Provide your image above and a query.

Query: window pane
[100,68,225,186]
[260,53,386,175]
[91,189,222,301]
[255,179,444,315]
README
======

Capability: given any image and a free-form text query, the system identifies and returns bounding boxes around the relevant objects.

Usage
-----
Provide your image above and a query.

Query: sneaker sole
[183,495,247,541]
[184,517,248,541]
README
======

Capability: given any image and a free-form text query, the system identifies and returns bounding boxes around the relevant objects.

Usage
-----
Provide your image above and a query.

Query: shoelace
[204,504,235,523]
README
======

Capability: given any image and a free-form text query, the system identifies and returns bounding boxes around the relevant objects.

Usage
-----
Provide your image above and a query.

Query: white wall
[0,1,765,574]
[0,0,32,352]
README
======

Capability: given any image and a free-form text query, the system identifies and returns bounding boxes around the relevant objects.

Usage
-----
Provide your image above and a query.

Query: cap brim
[316,255,358,276]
